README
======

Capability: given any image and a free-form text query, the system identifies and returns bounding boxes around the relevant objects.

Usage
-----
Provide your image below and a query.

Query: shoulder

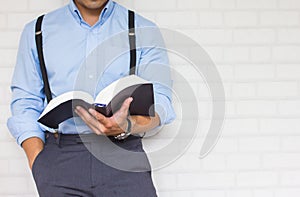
[23,5,68,34]
[135,12,157,28]
[113,2,164,46]
[113,2,158,28]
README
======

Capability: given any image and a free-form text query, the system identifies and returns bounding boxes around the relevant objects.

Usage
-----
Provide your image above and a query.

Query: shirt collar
[69,0,114,27]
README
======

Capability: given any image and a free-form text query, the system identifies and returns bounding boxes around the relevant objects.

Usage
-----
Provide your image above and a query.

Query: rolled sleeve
[154,91,176,125]
[136,21,176,126]
[138,51,176,125]
[7,94,46,146]
[17,130,45,146]
[7,21,46,146]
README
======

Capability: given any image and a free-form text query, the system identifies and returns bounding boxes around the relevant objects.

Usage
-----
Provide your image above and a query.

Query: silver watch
[114,118,132,140]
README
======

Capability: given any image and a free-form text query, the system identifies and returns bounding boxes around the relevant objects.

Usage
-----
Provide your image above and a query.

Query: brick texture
[1,0,300,196]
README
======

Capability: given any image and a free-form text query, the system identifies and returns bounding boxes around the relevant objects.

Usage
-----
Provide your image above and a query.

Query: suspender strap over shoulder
[128,10,136,75]
[35,15,53,104]
[35,15,58,129]
[34,11,136,129]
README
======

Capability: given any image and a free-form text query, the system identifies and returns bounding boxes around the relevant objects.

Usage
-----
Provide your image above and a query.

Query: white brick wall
[1,0,300,196]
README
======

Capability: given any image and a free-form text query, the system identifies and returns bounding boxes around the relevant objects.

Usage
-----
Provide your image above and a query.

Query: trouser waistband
[45,131,141,146]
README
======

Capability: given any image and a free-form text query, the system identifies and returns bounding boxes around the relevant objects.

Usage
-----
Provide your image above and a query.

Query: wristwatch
[114,118,132,140]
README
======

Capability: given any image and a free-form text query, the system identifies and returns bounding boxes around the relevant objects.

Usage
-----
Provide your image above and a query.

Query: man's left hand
[75,97,133,136]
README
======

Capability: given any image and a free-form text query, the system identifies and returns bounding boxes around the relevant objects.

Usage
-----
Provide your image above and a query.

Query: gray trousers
[32,132,157,197]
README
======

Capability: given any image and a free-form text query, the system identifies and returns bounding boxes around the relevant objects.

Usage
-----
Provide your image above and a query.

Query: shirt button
[88,74,94,79]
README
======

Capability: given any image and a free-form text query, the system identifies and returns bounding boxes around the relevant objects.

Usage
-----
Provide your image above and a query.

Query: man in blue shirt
[7,0,175,196]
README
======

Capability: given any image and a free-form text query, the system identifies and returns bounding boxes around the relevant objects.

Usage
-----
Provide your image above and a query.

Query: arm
[129,113,161,135]
[7,21,46,169]
[133,25,176,136]
[22,137,44,169]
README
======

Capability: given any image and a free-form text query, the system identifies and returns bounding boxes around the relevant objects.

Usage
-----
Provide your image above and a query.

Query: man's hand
[22,137,44,170]
[75,97,133,136]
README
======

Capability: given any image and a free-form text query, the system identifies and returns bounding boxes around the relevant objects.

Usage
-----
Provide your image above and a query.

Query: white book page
[95,75,149,104]
[39,91,93,118]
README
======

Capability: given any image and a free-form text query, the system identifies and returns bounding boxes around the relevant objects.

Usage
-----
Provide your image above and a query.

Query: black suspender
[128,10,136,75]
[35,14,53,104]
[35,10,137,106]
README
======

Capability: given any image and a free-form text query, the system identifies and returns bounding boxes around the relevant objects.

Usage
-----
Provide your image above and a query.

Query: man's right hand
[21,137,44,170]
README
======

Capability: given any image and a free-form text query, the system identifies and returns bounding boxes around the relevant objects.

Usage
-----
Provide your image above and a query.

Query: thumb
[119,97,133,115]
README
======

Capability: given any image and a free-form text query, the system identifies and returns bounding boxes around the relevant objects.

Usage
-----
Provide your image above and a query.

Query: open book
[38,75,155,128]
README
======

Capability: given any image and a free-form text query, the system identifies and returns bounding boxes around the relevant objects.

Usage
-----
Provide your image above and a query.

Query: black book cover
[37,83,154,128]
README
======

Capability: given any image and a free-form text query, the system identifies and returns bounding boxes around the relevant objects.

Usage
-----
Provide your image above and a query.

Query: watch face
[114,132,130,140]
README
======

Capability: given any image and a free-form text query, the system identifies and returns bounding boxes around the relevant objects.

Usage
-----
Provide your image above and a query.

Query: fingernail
[75,106,81,112]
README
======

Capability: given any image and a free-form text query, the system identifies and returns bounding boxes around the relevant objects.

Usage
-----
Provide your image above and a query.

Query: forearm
[22,137,44,169]
[129,112,160,135]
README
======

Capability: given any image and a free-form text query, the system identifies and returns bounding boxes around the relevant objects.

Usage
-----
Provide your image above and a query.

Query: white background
[1,0,300,196]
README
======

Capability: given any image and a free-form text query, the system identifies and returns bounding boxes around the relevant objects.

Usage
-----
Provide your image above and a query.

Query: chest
[41,22,141,97]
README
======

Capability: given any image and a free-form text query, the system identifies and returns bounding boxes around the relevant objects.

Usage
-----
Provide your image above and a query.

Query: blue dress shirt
[7,0,176,146]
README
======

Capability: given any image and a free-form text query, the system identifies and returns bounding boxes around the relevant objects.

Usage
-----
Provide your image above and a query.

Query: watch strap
[114,118,132,140]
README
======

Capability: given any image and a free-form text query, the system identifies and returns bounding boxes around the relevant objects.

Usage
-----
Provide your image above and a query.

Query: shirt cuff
[17,131,45,147]
[154,95,176,126]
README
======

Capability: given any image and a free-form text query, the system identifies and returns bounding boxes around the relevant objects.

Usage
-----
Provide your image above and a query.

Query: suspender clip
[35,31,42,35]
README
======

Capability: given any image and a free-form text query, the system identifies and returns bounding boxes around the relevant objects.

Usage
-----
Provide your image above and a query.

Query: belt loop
[45,132,50,140]
[54,132,61,147]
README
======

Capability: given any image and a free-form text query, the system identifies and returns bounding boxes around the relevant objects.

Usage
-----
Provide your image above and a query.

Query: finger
[118,97,133,116]
[76,111,103,135]
[75,107,103,135]
[77,107,116,136]
[110,97,133,126]
[88,108,109,125]
[75,107,97,129]
[88,108,117,132]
